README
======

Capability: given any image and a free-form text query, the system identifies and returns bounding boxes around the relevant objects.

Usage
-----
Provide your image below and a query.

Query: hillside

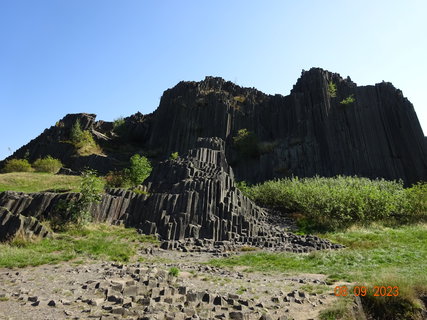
[1,68,426,185]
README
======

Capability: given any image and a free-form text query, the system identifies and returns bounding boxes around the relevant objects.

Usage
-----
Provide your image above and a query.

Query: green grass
[209,224,427,318]
[0,224,159,268]
[0,172,82,193]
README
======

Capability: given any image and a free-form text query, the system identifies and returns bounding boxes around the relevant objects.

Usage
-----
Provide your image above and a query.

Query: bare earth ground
[0,247,359,320]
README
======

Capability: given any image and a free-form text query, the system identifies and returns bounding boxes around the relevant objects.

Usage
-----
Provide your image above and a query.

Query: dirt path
[0,248,357,320]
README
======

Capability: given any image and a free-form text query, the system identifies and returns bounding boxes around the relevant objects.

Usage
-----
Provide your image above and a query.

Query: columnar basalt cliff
[0,138,342,252]
[2,68,426,184]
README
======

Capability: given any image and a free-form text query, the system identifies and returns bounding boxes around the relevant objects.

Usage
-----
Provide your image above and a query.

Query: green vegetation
[241,176,426,232]
[340,94,356,105]
[51,170,103,231]
[113,117,126,136]
[0,224,159,268]
[233,128,259,158]
[3,158,32,173]
[319,297,353,320]
[233,95,246,103]
[70,120,102,156]
[170,151,179,160]
[168,267,180,277]
[105,170,128,188]
[104,154,152,188]
[125,154,152,187]
[327,81,337,98]
[210,224,427,319]
[32,156,63,173]
[0,172,81,193]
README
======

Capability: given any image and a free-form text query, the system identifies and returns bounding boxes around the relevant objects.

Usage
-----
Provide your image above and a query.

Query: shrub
[70,120,84,144]
[244,176,419,232]
[233,129,259,158]
[3,159,32,173]
[113,117,126,136]
[168,267,180,277]
[32,156,63,173]
[51,169,103,230]
[70,120,102,156]
[340,94,356,105]
[327,81,337,98]
[105,170,128,188]
[170,152,179,160]
[125,154,152,187]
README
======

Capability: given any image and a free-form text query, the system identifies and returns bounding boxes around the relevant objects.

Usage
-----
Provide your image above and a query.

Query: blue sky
[1,0,426,161]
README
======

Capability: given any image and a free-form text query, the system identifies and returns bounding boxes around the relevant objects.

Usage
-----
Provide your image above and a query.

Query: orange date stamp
[334,285,399,297]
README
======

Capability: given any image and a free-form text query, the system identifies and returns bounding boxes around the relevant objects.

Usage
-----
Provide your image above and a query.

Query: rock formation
[0,138,341,252]
[2,68,425,185]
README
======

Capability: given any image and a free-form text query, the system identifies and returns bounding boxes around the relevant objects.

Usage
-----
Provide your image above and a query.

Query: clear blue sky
[1,0,426,161]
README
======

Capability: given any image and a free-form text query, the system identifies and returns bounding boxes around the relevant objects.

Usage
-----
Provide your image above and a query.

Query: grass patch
[0,172,82,193]
[319,296,353,320]
[209,225,427,318]
[0,224,159,268]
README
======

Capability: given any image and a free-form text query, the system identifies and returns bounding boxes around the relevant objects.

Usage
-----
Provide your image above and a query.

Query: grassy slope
[210,224,427,318]
[0,224,158,268]
[0,172,82,193]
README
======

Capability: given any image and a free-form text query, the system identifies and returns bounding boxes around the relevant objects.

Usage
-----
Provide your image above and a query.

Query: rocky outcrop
[2,68,425,184]
[0,138,341,252]
[146,69,427,185]
[0,207,51,241]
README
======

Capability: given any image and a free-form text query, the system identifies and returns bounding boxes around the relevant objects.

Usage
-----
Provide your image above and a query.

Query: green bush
[3,159,32,173]
[51,169,103,231]
[233,129,259,158]
[70,120,102,155]
[244,176,423,232]
[125,154,152,187]
[327,81,337,98]
[113,117,126,136]
[32,156,63,173]
[105,170,128,188]
[168,267,180,277]
[170,152,179,160]
[340,94,356,105]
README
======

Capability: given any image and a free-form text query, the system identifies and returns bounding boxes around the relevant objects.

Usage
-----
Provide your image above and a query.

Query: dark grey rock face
[146,69,427,185]
[2,68,425,185]
[0,138,342,252]
[0,207,51,241]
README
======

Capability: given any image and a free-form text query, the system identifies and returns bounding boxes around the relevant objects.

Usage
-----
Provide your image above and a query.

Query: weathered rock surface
[1,68,426,185]
[0,138,341,253]
[0,207,51,241]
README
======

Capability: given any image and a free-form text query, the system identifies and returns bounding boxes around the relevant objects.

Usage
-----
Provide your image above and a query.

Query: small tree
[328,81,337,97]
[125,154,152,186]
[233,129,259,158]
[70,120,84,144]
[51,169,103,230]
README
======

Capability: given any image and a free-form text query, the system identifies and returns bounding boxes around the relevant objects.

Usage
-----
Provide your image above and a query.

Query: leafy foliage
[233,129,259,158]
[3,159,32,173]
[340,94,356,105]
[168,267,180,277]
[70,120,102,155]
[51,169,103,231]
[32,156,63,173]
[327,81,337,98]
[105,170,128,188]
[243,176,426,232]
[170,151,179,160]
[124,154,152,187]
[113,117,126,136]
